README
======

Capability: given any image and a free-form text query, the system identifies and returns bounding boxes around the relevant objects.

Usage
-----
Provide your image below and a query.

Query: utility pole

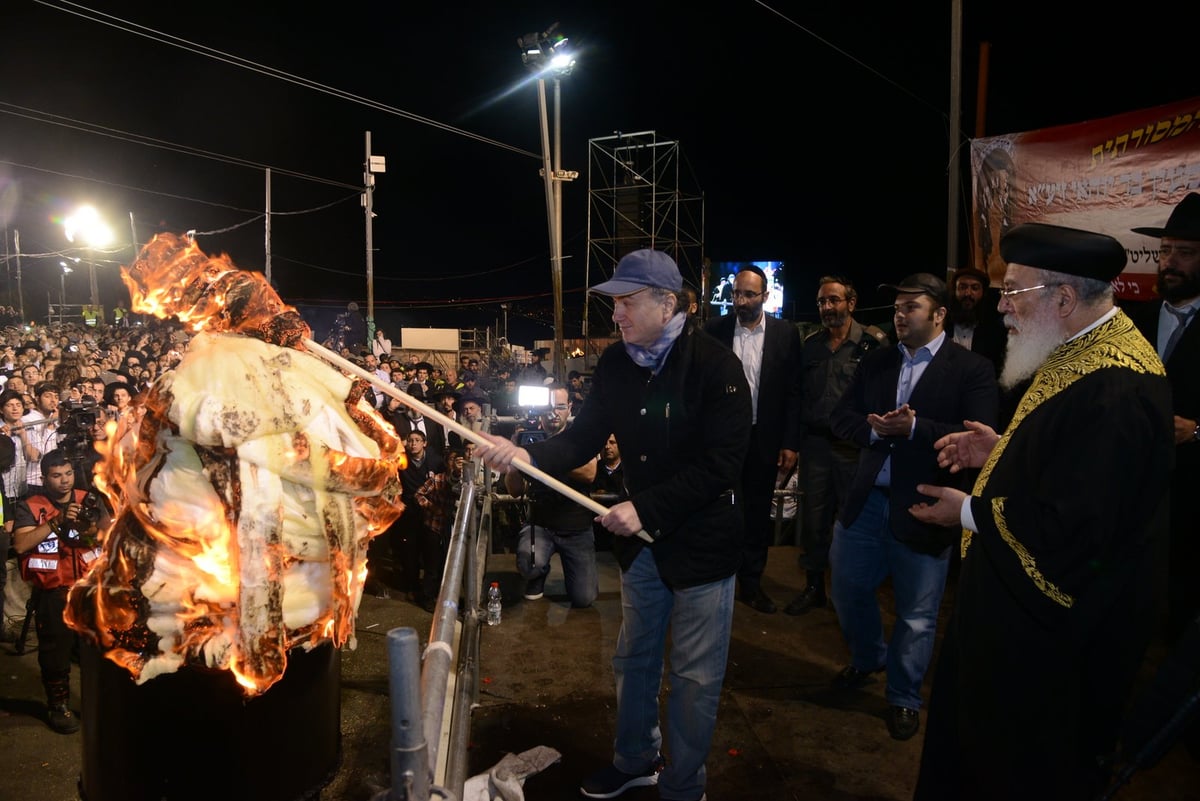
[265,168,272,286]
[946,0,963,272]
[14,229,24,322]
[364,132,386,344]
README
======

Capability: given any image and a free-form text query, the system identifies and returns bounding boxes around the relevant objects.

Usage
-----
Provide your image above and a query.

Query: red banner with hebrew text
[971,95,1200,300]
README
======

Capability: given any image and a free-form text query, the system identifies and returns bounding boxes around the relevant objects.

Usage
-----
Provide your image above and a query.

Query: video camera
[512,385,553,446]
[57,396,101,461]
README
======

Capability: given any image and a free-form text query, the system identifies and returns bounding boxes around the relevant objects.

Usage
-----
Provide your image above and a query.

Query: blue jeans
[515,524,598,608]
[829,488,950,710]
[611,548,735,801]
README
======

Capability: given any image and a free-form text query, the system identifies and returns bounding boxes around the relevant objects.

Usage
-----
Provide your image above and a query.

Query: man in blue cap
[476,249,750,801]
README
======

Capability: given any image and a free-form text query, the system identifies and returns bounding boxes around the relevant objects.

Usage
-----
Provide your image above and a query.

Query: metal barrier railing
[375,463,800,800]
[375,460,487,801]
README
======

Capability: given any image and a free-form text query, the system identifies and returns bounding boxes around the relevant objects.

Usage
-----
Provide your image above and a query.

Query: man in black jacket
[948,266,1007,378]
[704,264,802,614]
[1127,192,1200,644]
[828,273,998,743]
[477,249,751,801]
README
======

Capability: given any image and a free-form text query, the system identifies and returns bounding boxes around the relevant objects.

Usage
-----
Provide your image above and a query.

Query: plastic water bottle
[486,582,502,626]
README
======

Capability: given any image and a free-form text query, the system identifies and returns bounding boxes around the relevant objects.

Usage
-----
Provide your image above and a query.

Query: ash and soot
[64,233,407,697]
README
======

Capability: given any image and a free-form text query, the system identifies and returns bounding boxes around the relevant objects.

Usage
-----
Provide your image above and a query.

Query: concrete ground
[2,545,1197,801]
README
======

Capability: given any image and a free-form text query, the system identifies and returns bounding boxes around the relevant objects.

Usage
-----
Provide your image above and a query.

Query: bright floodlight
[518,22,575,76]
[63,205,113,248]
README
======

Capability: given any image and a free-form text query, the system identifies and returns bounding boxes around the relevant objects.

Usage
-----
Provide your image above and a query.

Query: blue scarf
[624,312,686,374]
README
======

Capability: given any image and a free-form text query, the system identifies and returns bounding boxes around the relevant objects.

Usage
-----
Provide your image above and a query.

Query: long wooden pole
[302,338,653,543]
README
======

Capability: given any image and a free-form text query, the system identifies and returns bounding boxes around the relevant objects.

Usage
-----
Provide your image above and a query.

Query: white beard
[999,308,1063,390]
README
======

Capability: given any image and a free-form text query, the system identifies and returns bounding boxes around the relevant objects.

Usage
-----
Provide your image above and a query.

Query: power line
[36,0,541,161]
[0,102,360,191]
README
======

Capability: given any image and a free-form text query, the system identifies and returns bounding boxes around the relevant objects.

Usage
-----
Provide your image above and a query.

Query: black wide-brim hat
[1000,223,1127,282]
[1132,192,1200,240]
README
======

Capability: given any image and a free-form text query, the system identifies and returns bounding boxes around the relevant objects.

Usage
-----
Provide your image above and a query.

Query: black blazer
[393,415,447,461]
[968,314,1008,377]
[830,337,999,554]
[703,313,803,464]
[1127,301,1200,474]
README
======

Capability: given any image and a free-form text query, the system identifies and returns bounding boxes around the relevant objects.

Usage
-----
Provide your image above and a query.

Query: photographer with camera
[58,398,108,494]
[504,384,599,608]
[13,449,108,734]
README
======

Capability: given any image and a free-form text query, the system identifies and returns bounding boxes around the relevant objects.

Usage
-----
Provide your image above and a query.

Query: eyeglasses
[552,404,569,410]
[731,290,765,300]
[815,297,847,308]
[999,283,1057,298]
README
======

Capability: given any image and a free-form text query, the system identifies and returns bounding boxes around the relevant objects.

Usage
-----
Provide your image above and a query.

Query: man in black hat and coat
[948,266,1007,378]
[1126,192,1200,645]
[704,263,803,614]
[910,223,1174,800]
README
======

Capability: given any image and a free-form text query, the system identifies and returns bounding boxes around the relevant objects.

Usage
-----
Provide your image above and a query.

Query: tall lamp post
[63,205,113,312]
[58,261,74,325]
[519,23,578,383]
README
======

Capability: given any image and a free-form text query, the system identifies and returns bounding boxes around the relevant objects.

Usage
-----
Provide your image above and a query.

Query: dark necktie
[1162,304,1196,363]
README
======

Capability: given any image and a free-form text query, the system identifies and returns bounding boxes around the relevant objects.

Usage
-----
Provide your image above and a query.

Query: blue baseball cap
[590,249,683,296]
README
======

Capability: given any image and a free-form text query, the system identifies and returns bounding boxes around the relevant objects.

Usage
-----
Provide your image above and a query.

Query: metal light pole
[520,24,578,383]
[63,205,113,311]
[58,262,73,325]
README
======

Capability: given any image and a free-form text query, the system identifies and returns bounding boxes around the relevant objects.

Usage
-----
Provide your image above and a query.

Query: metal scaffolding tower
[583,131,704,358]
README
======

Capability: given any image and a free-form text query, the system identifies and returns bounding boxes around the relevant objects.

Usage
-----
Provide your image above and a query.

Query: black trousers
[35,587,76,698]
[737,453,778,591]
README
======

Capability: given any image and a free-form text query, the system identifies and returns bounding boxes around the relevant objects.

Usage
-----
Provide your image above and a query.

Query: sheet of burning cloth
[66,331,405,696]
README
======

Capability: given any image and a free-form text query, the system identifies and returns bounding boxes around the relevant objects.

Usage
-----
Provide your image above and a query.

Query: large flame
[66,233,405,697]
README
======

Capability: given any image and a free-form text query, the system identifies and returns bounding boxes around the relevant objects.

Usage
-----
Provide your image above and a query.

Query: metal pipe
[381,627,429,801]
[440,466,487,797]
[422,469,478,779]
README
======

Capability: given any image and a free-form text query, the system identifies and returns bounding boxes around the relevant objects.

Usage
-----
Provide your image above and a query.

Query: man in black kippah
[909,222,1174,800]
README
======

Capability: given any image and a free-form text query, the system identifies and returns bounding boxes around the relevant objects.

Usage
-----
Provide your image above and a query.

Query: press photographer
[503,384,598,607]
[13,449,111,734]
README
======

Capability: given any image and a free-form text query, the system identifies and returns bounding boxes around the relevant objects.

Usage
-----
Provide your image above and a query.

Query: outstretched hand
[909,484,968,528]
[933,420,999,473]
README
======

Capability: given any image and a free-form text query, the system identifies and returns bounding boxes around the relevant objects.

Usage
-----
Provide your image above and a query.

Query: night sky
[2,0,1196,345]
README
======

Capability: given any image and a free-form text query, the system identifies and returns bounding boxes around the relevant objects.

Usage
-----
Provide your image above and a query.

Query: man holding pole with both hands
[476,249,750,801]
[908,223,1174,800]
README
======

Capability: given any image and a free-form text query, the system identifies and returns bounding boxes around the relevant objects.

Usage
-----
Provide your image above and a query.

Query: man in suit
[948,266,1007,378]
[828,273,998,741]
[705,264,803,613]
[1128,191,1200,644]
[390,384,447,461]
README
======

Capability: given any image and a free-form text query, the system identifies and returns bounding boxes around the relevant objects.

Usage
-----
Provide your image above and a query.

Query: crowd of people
[2,193,1198,800]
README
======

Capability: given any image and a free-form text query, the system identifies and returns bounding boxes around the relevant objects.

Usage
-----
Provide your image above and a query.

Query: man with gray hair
[910,223,1174,799]
[476,249,750,801]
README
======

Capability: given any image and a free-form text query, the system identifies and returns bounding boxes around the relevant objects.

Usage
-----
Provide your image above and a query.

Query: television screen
[708,261,785,318]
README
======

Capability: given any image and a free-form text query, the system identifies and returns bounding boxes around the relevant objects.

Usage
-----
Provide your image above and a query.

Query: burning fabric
[66,233,405,696]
